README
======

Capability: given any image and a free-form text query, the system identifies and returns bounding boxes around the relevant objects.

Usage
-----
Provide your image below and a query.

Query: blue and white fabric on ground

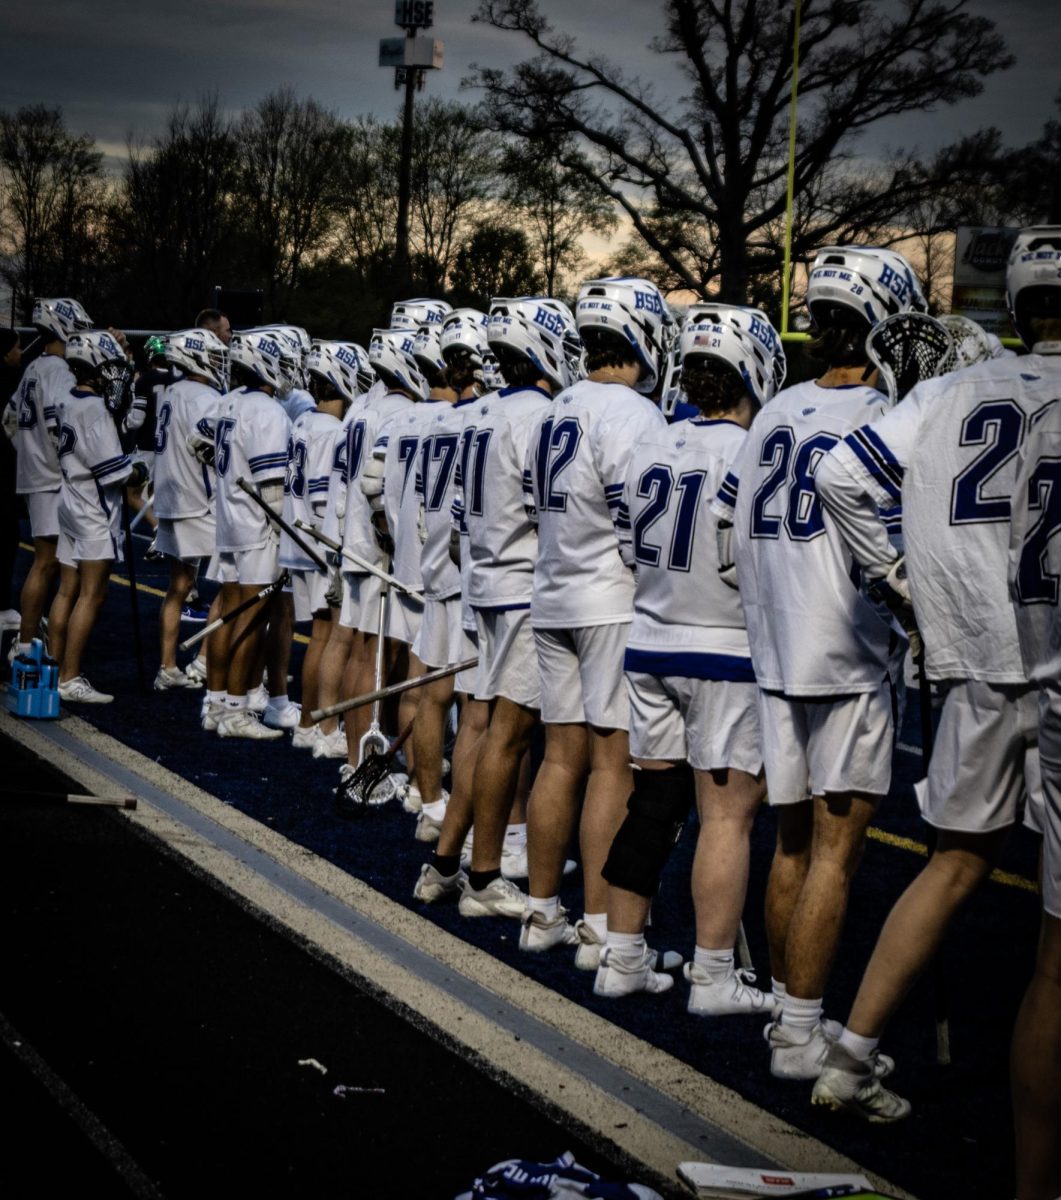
[455,1150,662,1199]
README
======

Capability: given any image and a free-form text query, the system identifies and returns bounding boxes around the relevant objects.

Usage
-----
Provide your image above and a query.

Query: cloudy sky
[4,0,1055,166]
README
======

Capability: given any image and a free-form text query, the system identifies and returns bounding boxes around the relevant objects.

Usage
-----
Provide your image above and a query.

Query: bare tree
[450,220,544,308]
[469,0,1011,304]
[0,105,103,321]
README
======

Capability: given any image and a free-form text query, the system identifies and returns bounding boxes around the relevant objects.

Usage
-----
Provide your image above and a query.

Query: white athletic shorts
[455,627,479,695]
[337,573,382,635]
[535,622,630,730]
[413,596,464,670]
[25,490,59,540]
[475,607,539,710]
[915,680,1041,834]
[386,589,423,648]
[57,530,121,566]
[155,514,213,564]
[212,543,279,587]
[290,568,330,624]
[627,672,762,775]
[1037,685,1061,919]
[758,680,894,806]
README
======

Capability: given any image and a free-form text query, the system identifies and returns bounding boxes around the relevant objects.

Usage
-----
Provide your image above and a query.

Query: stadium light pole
[380,2,445,293]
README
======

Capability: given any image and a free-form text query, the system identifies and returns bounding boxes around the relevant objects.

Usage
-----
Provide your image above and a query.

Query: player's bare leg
[46,562,80,668]
[19,536,58,646]
[56,559,111,684]
[1012,910,1061,1200]
[413,671,455,805]
[264,591,292,698]
[160,558,196,670]
[526,722,589,900]
[206,584,240,695]
[784,792,878,1002]
[694,767,765,950]
[396,644,423,778]
[580,726,634,918]
[296,609,332,727]
[765,801,813,989]
[225,583,272,699]
[316,619,355,737]
[843,827,1007,1038]
[470,697,538,872]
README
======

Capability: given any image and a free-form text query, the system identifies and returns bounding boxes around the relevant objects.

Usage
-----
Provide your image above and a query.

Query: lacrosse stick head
[865,312,955,405]
[335,753,392,817]
[937,315,995,369]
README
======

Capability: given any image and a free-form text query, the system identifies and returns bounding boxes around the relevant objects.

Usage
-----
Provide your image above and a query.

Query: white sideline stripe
[0,709,915,1200]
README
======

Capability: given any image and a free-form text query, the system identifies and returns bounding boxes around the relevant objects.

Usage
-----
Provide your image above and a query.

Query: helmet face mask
[806,246,926,333]
[487,297,580,392]
[575,277,673,394]
[32,297,93,344]
[166,328,228,391]
[1006,226,1061,349]
[390,298,453,333]
[369,328,428,399]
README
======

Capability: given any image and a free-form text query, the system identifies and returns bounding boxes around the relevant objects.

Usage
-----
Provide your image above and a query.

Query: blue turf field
[11,532,1043,1200]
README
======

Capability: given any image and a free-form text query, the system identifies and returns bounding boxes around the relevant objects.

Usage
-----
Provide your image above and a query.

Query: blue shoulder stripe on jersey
[91,455,131,479]
[843,427,902,501]
[248,454,288,470]
[624,647,757,683]
[880,503,903,530]
[715,472,739,505]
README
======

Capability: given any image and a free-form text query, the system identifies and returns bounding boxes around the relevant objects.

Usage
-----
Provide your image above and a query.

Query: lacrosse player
[711,246,925,1080]
[3,298,91,658]
[590,304,785,1005]
[46,330,147,702]
[152,327,227,689]
[808,229,1061,1123]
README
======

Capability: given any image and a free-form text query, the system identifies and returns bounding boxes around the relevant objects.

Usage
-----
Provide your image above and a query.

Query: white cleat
[594,945,675,997]
[312,727,348,759]
[183,656,208,684]
[154,665,202,691]
[685,964,769,1016]
[58,675,113,704]
[519,908,579,953]
[573,920,606,971]
[415,799,448,844]
[263,701,301,730]
[457,874,527,919]
[400,781,423,814]
[217,709,284,740]
[764,1020,894,1081]
[811,1042,911,1122]
[247,684,269,713]
[413,862,466,903]
[201,700,226,732]
[291,724,321,751]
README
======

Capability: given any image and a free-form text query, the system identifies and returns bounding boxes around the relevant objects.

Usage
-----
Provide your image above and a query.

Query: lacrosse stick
[310,657,479,723]
[293,519,425,602]
[335,719,415,817]
[937,314,996,370]
[234,477,329,571]
[865,311,955,405]
[178,572,289,651]
[866,311,955,1064]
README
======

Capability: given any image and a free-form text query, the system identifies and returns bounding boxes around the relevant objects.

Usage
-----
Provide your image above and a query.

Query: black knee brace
[602,764,694,897]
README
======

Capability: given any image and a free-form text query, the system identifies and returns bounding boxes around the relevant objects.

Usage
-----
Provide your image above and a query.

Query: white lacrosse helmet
[166,328,228,391]
[575,277,674,394]
[487,297,579,391]
[369,328,428,399]
[807,246,927,331]
[440,308,490,367]
[255,325,307,389]
[390,298,452,332]
[412,323,447,380]
[307,341,373,404]
[228,329,287,392]
[481,351,506,392]
[65,329,127,375]
[33,297,93,343]
[677,303,786,407]
[1006,226,1061,349]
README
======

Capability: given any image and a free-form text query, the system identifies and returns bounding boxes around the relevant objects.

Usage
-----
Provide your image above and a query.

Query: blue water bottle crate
[5,638,61,719]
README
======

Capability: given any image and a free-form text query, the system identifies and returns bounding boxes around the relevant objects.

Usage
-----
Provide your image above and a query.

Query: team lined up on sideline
[4,227,1061,1200]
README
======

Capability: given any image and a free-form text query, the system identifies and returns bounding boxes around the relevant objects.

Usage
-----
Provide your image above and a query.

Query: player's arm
[597,406,663,555]
[85,413,138,488]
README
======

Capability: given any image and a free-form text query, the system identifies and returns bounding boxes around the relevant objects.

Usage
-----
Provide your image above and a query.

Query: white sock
[839,1027,880,1062]
[772,977,787,1006]
[694,946,735,981]
[606,930,645,960]
[224,693,247,710]
[505,822,527,846]
[17,641,31,654]
[781,993,823,1036]
[528,895,560,921]
[422,798,447,821]
[266,694,290,711]
[207,690,224,706]
[582,911,608,942]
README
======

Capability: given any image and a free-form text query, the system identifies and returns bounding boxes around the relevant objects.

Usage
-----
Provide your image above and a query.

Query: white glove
[417,501,428,546]
[717,520,738,589]
[360,455,385,514]
[2,400,17,439]
[187,431,215,467]
[123,395,147,433]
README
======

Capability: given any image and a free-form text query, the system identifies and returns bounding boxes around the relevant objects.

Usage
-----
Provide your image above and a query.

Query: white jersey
[823,355,1061,684]
[213,387,291,553]
[1010,392,1061,685]
[622,417,754,681]
[319,394,366,551]
[527,378,666,629]
[378,399,449,589]
[341,391,414,573]
[415,397,474,601]
[711,381,894,696]
[56,387,133,540]
[459,384,553,611]
[281,408,341,571]
[152,378,219,519]
[9,353,73,493]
